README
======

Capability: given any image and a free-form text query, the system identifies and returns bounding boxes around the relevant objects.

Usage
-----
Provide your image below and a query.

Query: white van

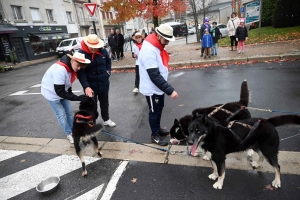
[56,37,84,57]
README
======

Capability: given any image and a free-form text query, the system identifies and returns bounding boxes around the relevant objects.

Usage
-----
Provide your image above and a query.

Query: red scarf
[80,40,103,61]
[135,42,143,50]
[145,33,170,68]
[56,60,77,84]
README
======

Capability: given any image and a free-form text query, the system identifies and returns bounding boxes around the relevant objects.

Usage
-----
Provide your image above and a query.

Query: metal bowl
[36,176,60,194]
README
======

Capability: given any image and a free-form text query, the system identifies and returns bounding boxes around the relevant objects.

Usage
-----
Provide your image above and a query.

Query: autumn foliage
[102,0,188,24]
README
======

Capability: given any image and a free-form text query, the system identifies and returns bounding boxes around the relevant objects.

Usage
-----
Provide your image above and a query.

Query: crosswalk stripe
[73,184,104,200]
[0,154,100,200]
[100,161,128,200]
[0,149,26,162]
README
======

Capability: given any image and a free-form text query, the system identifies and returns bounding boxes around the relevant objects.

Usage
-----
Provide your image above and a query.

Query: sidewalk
[1,134,300,176]
[5,40,300,71]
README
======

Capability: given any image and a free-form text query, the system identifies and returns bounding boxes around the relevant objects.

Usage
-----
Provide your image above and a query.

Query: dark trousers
[111,47,119,60]
[94,92,109,122]
[119,46,124,58]
[201,47,204,54]
[134,65,140,88]
[204,48,211,56]
[146,94,164,136]
[230,36,238,47]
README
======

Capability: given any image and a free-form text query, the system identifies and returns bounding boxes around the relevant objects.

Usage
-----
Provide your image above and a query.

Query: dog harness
[226,120,261,149]
[208,105,246,121]
[75,113,94,127]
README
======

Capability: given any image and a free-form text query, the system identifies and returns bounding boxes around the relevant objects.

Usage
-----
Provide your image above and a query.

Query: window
[101,11,106,19]
[66,12,73,22]
[11,6,25,20]
[30,8,42,21]
[46,9,54,21]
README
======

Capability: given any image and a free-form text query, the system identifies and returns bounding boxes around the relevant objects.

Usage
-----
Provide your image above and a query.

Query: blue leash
[101,130,170,153]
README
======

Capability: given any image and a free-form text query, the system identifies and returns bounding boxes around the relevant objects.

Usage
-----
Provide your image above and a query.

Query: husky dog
[72,97,102,176]
[170,80,251,146]
[189,114,300,189]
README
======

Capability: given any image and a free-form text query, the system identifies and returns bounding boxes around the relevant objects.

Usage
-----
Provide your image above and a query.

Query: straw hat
[83,34,104,48]
[67,52,91,64]
[155,24,175,41]
[134,32,144,40]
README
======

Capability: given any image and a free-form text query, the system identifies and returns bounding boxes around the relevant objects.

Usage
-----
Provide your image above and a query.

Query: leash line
[280,133,300,141]
[101,130,170,153]
[245,107,300,115]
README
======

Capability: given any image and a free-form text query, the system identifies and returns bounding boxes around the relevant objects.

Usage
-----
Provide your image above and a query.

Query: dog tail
[85,124,103,135]
[239,80,249,106]
[267,115,300,127]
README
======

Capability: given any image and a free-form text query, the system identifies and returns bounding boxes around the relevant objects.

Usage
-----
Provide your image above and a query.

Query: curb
[1,135,300,175]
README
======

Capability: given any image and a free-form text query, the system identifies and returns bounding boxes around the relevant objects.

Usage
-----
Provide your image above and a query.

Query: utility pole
[258,0,263,36]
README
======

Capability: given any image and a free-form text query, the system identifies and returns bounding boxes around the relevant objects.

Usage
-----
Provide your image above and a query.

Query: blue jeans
[48,99,73,136]
[146,94,164,136]
[212,43,218,55]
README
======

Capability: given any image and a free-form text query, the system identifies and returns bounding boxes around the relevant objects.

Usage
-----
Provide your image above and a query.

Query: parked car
[215,23,228,38]
[101,38,108,48]
[56,37,84,57]
[188,27,196,35]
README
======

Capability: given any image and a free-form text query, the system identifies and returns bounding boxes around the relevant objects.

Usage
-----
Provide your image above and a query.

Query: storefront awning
[0,24,19,34]
[29,33,70,40]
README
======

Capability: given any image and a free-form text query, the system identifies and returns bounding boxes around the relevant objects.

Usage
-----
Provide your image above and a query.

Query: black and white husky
[188,114,300,189]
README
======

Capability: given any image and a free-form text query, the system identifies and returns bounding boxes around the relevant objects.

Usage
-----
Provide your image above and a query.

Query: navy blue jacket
[77,48,111,94]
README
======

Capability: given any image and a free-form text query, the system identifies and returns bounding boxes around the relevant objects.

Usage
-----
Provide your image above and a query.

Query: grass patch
[218,26,300,47]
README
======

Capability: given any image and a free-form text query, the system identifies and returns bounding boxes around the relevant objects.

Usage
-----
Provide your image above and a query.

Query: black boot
[200,53,203,57]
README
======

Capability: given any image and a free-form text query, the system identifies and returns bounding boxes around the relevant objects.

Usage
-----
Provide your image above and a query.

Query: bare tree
[188,0,218,42]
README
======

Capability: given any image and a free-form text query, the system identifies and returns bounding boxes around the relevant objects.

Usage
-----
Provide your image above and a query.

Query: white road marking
[0,154,100,200]
[171,71,184,77]
[100,161,128,200]
[30,84,41,88]
[73,184,104,200]
[0,149,26,162]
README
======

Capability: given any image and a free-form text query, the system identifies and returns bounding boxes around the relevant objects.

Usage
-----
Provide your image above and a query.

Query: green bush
[273,0,300,27]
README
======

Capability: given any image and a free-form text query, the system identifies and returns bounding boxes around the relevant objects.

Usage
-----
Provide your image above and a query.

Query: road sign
[245,1,260,24]
[88,16,97,21]
[83,3,97,16]
[240,6,244,13]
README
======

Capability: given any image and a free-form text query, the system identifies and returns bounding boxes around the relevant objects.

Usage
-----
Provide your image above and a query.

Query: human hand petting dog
[171,91,178,99]
[85,87,94,97]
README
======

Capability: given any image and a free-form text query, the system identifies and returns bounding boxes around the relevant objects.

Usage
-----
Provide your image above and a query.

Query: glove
[236,38,238,41]
[77,95,89,102]
[67,87,72,93]
[246,37,248,40]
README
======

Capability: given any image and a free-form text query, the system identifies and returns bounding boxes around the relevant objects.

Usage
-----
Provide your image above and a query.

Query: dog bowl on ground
[36,176,60,194]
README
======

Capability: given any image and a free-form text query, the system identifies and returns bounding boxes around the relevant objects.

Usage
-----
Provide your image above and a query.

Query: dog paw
[82,170,87,177]
[272,180,281,188]
[251,161,260,169]
[202,155,210,161]
[213,182,223,189]
[208,173,218,180]
[97,152,102,157]
[247,149,255,157]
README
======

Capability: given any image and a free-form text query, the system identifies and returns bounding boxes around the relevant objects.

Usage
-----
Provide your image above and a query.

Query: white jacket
[227,17,240,36]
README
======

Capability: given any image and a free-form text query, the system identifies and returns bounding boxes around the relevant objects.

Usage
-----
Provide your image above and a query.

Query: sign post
[83,1,97,36]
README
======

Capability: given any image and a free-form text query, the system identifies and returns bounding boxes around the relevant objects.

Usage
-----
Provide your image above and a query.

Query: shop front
[0,24,19,63]
[11,26,70,61]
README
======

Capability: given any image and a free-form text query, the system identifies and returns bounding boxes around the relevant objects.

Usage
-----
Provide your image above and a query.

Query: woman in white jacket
[227,12,240,51]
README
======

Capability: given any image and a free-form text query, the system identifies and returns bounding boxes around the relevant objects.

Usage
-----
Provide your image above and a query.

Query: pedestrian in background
[200,17,211,57]
[78,34,116,127]
[108,29,119,61]
[227,12,240,51]
[132,32,144,94]
[41,52,90,143]
[116,29,125,59]
[141,29,148,39]
[150,27,155,34]
[139,24,178,146]
[202,29,213,59]
[235,18,248,54]
[210,21,221,56]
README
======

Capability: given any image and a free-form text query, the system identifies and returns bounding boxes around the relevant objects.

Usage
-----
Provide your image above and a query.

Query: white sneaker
[103,119,116,127]
[132,87,139,93]
[238,50,241,54]
[67,134,74,144]
[242,51,245,54]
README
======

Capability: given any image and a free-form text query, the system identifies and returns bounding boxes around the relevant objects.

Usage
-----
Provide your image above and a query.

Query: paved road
[1,60,299,151]
[1,149,300,200]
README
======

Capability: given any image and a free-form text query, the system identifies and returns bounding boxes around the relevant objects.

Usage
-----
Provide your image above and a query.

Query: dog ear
[202,112,209,125]
[174,118,179,125]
